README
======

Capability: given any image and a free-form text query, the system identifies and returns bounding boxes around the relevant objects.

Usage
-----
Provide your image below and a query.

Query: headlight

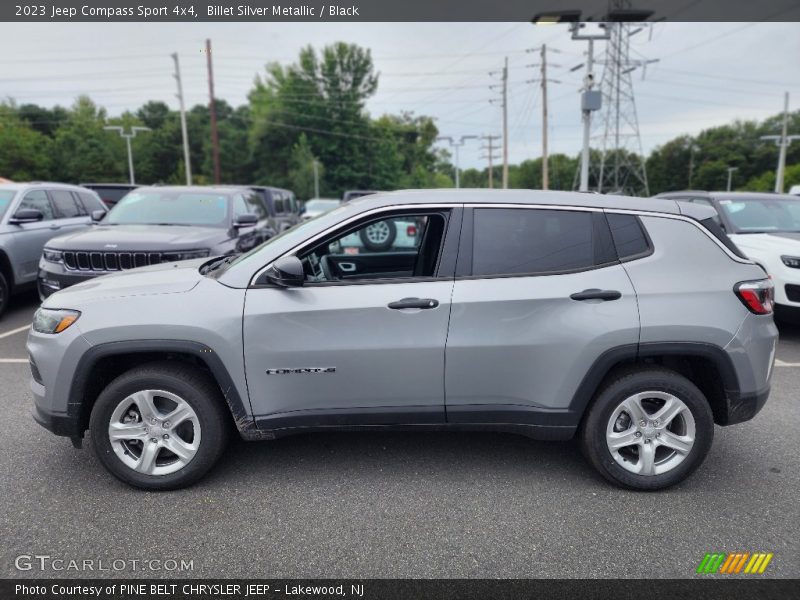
[781,255,800,269]
[163,249,211,262]
[32,308,81,334]
[43,248,63,263]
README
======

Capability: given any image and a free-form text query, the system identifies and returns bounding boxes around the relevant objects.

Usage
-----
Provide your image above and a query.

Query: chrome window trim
[248,202,752,286]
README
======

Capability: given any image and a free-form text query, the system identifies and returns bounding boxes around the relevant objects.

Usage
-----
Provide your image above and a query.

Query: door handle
[570,289,622,301]
[49,224,61,230]
[387,297,439,310]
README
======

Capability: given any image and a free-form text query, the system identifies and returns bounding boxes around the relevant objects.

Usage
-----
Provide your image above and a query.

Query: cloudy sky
[1,21,798,169]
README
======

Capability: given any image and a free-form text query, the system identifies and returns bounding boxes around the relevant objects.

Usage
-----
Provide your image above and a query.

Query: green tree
[51,96,125,183]
[0,102,53,181]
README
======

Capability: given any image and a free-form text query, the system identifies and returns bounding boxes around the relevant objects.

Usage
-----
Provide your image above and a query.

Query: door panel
[445,264,639,416]
[243,280,453,422]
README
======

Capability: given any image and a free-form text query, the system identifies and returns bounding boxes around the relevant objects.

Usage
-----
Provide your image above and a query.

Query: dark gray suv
[37,186,273,298]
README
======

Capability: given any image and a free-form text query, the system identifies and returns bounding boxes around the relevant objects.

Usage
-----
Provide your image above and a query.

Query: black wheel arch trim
[568,341,742,422]
[66,339,256,436]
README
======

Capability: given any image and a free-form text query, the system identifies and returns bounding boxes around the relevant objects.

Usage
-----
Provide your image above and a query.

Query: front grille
[786,284,800,303]
[62,251,172,272]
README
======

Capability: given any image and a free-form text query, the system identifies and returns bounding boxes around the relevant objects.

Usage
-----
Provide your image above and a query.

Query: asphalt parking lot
[0,293,798,579]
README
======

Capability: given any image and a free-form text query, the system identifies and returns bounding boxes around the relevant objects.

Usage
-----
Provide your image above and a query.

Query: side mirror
[263,256,304,288]
[234,213,258,228]
[91,209,106,222]
[9,208,44,224]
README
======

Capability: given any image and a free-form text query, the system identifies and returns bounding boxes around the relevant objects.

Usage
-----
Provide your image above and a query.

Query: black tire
[359,220,396,252]
[0,271,8,318]
[89,362,230,490]
[579,367,714,491]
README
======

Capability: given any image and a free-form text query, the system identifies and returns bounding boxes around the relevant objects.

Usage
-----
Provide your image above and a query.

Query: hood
[729,232,800,254]
[42,258,207,306]
[45,224,229,251]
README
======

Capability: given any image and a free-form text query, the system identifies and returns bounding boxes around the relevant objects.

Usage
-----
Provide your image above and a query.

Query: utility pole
[437,135,478,189]
[527,45,563,190]
[312,160,320,198]
[726,167,738,192]
[540,45,550,189]
[489,58,509,188]
[103,125,151,184]
[171,52,192,185]
[206,38,221,185]
[480,134,501,188]
[547,22,607,192]
[502,57,509,189]
[761,92,800,193]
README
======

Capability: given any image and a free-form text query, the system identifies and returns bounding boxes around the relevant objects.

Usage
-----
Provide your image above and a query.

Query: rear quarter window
[606,213,651,260]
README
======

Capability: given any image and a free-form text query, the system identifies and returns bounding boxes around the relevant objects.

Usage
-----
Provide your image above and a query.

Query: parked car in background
[656,190,800,317]
[302,198,340,220]
[80,183,138,208]
[0,182,106,316]
[789,185,800,196]
[246,186,301,233]
[29,190,776,490]
[37,186,273,299]
[342,190,378,203]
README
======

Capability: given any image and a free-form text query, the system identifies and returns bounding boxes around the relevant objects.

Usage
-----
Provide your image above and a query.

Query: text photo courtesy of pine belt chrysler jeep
[27,190,777,491]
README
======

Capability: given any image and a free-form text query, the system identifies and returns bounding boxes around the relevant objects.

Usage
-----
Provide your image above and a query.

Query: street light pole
[437,135,478,189]
[103,125,151,185]
[726,167,738,192]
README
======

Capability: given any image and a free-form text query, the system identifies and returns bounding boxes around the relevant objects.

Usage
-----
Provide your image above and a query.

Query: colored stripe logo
[697,552,773,574]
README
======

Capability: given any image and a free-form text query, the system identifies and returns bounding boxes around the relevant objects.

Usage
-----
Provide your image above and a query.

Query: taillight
[407,225,417,236]
[734,279,774,315]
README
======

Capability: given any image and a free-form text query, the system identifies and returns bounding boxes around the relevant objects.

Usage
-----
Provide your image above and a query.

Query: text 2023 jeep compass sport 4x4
[28,190,777,491]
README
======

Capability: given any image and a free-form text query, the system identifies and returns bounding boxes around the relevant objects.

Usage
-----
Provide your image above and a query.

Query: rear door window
[77,191,106,213]
[49,190,83,218]
[471,208,607,276]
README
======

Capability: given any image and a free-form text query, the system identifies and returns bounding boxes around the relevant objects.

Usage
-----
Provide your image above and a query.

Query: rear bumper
[718,386,770,426]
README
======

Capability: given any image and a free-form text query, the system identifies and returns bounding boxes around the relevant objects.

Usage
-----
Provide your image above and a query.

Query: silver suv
[0,182,106,317]
[27,190,777,491]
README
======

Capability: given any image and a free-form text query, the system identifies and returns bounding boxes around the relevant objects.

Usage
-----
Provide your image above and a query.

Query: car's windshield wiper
[201,254,236,275]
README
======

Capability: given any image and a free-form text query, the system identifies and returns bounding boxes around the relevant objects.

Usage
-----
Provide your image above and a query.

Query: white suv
[657,191,800,316]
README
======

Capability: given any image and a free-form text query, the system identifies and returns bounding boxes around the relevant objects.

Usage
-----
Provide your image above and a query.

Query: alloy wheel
[605,391,696,476]
[107,389,201,476]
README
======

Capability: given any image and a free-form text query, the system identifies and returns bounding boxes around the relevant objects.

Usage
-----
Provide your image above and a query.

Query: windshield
[0,191,15,220]
[106,190,230,226]
[306,200,339,212]
[718,197,800,233]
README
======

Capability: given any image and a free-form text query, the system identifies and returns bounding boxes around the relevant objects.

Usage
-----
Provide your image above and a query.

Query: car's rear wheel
[579,367,714,490]
[360,220,396,251]
[90,363,229,490]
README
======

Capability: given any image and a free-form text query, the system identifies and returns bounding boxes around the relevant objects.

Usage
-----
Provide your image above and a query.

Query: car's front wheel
[90,363,229,490]
[579,367,714,490]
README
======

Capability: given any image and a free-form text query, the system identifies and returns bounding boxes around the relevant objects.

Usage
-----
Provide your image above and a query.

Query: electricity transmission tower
[590,5,656,196]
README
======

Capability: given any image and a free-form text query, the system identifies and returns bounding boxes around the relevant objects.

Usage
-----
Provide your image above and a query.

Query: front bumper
[32,401,82,438]
[38,262,102,298]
